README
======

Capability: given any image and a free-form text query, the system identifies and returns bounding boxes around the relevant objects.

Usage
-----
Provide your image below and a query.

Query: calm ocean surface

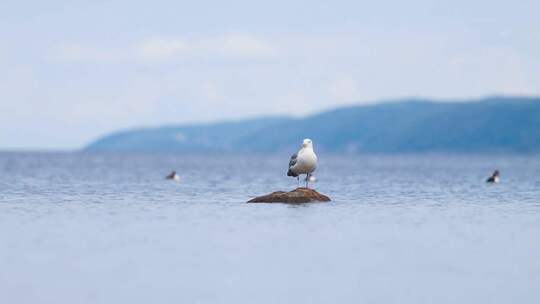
[0,152,539,303]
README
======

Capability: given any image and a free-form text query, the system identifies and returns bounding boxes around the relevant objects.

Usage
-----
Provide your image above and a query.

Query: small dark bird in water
[486,170,500,183]
[166,171,180,182]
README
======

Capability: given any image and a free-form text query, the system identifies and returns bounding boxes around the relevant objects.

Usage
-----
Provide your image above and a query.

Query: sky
[0,0,539,149]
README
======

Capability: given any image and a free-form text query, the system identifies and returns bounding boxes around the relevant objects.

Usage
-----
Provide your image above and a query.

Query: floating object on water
[306,175,318,183]
[486,169,500,183]
[287,138,318,188]
[166,171,180,182]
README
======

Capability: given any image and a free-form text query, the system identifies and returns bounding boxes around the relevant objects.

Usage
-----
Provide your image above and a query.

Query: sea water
[0,152,539,303]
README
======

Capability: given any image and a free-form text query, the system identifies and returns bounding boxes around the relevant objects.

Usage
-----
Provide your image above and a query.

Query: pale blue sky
[1,0,539,149]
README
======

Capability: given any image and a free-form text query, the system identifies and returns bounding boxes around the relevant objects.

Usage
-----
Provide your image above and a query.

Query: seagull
[486,169,500,183]
[166,171,180,182]
[287,138,318,188]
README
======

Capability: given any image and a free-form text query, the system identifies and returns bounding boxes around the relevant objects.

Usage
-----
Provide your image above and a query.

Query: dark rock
[248,188,331,203]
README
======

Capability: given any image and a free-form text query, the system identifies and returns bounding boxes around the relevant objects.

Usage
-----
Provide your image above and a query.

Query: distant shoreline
[81,96,540,154]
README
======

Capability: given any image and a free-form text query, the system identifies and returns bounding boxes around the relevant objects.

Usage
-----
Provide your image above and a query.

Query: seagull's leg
[305,173,310,188]
[297,176,300,188]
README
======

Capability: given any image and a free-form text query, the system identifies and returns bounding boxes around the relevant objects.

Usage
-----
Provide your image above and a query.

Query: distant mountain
[85,96,540,153]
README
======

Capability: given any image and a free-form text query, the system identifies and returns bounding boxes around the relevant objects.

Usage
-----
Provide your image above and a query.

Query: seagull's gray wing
[287,153,298,177]
[288,153,297,168]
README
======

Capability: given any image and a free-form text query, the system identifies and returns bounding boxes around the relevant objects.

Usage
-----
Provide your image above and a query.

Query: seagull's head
[302,138,313,148]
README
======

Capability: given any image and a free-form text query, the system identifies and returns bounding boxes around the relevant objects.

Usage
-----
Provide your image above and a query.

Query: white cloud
[217,33,275,57]
[137,33,276,61]
[138,38,187,60]
[55,34,277,63]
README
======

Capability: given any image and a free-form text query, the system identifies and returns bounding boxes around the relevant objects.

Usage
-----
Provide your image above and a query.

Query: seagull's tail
[287,169,298,177]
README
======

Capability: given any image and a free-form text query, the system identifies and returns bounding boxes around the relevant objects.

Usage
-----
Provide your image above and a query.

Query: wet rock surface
[248,188,331,203]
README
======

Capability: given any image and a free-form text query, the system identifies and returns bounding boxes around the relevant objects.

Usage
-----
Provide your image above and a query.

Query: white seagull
[287,138,318,188]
